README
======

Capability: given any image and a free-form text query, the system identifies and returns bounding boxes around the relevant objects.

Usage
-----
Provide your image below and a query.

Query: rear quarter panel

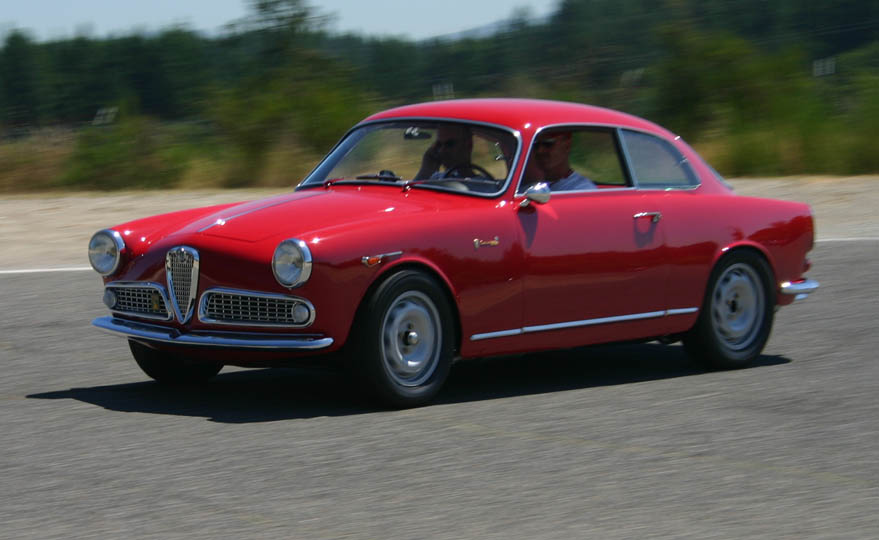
[661,190,814,328]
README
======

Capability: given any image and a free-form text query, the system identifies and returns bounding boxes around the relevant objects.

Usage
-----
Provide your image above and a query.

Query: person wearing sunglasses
[415,124,475,180]
[529,132,596,191]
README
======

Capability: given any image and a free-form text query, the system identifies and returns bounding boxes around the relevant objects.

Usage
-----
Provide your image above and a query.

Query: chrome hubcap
[404,331,420,346]
[380,291,441,386]
[711,263,765,351]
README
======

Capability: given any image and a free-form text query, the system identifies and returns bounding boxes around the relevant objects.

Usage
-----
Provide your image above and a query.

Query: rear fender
[709,242,778,304]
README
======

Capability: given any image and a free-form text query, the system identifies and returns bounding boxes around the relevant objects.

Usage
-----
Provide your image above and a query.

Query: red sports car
[89,99,818,407]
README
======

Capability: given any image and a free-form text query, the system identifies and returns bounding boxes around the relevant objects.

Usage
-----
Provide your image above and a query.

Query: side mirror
[519,182,551,207]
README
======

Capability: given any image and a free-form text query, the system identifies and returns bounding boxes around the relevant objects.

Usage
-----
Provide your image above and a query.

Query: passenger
[416,124,474,180]
[530,132,596,191]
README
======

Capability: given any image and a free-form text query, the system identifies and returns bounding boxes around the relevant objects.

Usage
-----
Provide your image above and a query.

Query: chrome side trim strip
[523,311,667,334]
[666,307,699,316]
[470,328,524,342]
[469,308,699,342]
[92,316,334,351]
[780,279,819,301]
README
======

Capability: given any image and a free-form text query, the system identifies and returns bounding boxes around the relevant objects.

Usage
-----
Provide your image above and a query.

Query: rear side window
[621,130,698,188]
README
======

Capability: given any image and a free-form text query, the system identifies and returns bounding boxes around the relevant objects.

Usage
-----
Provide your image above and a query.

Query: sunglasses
[436,138,459,149]
[533,138,558,149]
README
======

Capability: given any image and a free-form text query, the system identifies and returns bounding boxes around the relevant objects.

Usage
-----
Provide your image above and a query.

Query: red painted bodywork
[98,99,815,365]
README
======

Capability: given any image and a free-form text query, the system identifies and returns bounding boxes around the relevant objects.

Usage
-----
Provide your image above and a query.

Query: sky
[1,0,561,42]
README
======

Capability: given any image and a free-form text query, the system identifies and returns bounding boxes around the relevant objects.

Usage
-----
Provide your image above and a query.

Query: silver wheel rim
[380,290,442,387]
[710,262,765,351]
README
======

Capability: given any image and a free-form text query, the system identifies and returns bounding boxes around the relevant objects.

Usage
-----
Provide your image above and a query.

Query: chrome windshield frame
[297,118,523,199]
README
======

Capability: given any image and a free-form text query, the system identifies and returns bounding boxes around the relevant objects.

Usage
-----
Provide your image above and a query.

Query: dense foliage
[1,0,878,190]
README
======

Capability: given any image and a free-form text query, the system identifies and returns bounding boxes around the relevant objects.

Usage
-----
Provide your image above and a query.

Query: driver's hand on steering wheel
[420,143,441,174]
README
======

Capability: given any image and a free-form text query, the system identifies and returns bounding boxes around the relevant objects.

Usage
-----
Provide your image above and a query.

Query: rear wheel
[349,270,455,408]
[129,340,222,384]
[683,251,774,368]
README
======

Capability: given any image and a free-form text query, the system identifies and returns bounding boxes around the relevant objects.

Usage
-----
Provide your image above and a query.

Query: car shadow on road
[28,343,789,423]
[439,343,788,404]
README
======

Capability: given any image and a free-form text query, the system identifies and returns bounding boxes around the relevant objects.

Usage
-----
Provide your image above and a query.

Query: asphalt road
[1,240,877,539]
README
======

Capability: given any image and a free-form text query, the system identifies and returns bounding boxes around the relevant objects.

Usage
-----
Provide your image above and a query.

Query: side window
[518,127,629,193]
[621,130,698,188]
[569,129,628,186]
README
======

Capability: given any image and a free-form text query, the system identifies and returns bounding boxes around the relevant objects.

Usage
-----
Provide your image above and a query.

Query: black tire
[349,270,455,408]
[128,340,222,384]
[683,251,775,369]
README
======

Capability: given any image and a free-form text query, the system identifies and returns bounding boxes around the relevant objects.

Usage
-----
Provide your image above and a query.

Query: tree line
[1,0,878,190]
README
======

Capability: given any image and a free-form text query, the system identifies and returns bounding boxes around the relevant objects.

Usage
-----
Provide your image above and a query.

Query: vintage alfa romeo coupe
[89,99,818,406]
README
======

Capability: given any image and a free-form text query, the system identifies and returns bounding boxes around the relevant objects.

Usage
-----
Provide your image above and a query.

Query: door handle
[633,211,662,223]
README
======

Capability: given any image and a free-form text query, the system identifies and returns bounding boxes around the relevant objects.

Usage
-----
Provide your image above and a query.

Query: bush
[61,115,189,190]
[0,129,74,192]
[845,75,879,173]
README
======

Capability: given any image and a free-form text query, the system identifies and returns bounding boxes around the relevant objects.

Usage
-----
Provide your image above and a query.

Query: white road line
[816,237,879,243]
[0,266,92,275]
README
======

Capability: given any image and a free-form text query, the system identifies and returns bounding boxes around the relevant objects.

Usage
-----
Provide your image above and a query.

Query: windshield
[299,121,519,196]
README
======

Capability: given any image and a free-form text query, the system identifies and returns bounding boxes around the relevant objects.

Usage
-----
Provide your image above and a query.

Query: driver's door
[517,189,669,349]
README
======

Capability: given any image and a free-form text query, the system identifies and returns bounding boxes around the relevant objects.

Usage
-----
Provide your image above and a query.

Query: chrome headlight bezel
[88,229,126,276]
[272,238,312,288]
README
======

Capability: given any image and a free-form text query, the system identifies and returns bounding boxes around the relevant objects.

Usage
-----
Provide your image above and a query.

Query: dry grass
[0,130,74,192]
[258,133,325,188]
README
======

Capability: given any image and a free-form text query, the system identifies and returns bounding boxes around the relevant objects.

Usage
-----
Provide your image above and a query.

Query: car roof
[362,98,675,139]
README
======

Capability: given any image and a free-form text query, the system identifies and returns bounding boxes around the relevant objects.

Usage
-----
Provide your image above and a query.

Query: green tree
[0,30,41,126]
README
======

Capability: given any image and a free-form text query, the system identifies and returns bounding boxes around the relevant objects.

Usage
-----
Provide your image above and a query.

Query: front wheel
[129,340,222,384]
[683,251,775,369]
[349,270,455,408]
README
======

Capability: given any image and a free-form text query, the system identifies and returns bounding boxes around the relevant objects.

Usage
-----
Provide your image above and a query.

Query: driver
[415,124,475,180]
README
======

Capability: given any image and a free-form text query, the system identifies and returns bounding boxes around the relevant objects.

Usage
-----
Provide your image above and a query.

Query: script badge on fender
[473,236,500,250]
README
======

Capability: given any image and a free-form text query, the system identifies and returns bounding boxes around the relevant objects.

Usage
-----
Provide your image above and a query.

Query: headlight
[88,229,125,276]
[272,238,312,288]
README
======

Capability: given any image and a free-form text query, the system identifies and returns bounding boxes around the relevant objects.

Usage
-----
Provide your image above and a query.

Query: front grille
[166,246,199,323]
[107,284,171,320]
[201,290,314,327]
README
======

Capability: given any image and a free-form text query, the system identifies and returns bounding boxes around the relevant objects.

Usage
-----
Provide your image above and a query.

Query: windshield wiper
[355,173,402,182]
[322,173,403,188]
[319,175,401,188]
[401,177,475,190]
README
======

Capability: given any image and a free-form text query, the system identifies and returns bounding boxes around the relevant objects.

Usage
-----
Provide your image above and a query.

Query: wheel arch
[353,260,462,354]
[683,243,778,368]
[708,243,778,307]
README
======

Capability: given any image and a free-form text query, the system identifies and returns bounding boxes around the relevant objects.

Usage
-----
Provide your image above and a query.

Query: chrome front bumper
[780,279,820,302]
[93,316,334,351]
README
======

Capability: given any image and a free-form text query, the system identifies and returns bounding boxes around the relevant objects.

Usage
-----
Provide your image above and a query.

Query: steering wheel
[442,163,494,180]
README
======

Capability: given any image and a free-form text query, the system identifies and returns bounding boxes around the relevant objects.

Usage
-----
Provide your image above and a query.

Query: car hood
[180,187,441,243]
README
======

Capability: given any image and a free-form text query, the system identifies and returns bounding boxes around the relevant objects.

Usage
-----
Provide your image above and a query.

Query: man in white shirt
[530,132,596,191]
